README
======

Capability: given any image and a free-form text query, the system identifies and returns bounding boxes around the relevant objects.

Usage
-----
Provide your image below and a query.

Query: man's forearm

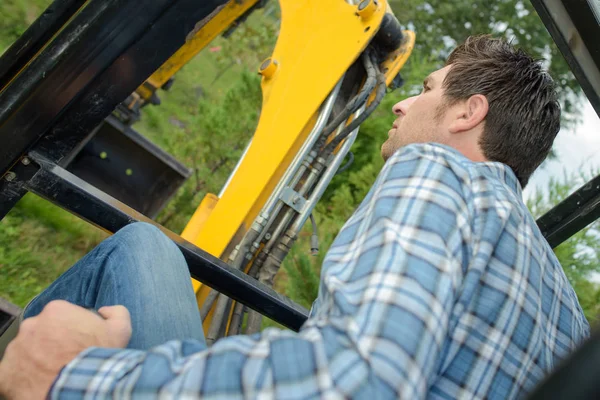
[50,326,398,398]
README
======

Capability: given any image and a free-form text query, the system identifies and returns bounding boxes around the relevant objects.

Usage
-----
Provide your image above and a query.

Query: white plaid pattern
[50,143,589,399]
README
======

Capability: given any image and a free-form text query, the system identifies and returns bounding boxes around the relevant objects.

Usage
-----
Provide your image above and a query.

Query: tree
[210,5,280,87]
[154,71,264,232]
[387,0,582,122]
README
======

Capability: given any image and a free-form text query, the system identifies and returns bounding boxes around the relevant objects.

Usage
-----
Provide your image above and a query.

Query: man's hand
[0,300,131,399]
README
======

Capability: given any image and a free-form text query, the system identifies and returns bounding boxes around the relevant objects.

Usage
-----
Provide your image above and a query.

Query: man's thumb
[98,305,132,348]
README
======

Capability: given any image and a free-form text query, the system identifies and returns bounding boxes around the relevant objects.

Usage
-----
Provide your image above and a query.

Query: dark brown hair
[443,35,561,187]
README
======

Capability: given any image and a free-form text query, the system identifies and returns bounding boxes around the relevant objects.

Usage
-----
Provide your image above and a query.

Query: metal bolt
[265,233,272,240]
[258,57,278,78]
[292,195,300,204]
[4,172,16,182]
[357,0,377,19]
[21,157,30,165]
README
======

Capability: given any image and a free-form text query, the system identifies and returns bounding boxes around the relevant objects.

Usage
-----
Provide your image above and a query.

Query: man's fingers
[98,305,130,321]
[98,306,132,347]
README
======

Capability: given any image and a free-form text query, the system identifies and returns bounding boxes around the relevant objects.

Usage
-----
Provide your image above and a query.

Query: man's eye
[423,85,430,92]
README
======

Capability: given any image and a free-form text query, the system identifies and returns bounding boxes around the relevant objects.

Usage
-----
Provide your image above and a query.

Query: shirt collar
[426,143,523,198]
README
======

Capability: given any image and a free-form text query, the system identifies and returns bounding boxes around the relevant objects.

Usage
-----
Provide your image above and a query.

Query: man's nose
[392,96,418,116]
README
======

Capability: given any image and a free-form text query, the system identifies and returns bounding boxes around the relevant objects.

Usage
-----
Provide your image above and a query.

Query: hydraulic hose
[314,51,377,151]
[323,60,386,156]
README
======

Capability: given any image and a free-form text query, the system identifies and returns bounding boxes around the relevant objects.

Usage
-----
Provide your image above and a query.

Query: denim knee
[111,222,187,275]
[116,222,170,247]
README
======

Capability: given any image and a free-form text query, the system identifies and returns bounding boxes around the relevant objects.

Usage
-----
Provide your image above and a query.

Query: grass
[0,194,107,307]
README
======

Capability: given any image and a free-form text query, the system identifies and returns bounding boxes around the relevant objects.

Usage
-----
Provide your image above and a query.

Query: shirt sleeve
[50,144,472,399]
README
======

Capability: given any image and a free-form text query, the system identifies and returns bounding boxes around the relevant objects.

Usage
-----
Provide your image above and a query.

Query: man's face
[381,65,453,160]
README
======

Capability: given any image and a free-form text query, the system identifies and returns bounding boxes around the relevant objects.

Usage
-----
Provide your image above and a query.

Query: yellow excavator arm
[166,0,415,341]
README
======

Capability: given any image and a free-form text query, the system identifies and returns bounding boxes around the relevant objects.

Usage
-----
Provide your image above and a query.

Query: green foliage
[0,0,50,52]
[388,0,581,114]
[212,4,280,81]
[383,0,584,135]
[283,250,322,310]
[154,70,263,232]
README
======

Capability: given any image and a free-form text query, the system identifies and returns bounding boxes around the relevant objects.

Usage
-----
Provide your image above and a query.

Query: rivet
[4,172,16,182]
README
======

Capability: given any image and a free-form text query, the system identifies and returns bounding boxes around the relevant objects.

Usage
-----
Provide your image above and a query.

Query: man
[0,35,590,399]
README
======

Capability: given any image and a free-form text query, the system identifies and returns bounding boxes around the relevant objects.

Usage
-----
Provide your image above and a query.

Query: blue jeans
[23,222,206,350]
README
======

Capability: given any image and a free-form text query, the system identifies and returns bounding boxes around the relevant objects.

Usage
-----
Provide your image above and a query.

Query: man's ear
[448,94,488,133]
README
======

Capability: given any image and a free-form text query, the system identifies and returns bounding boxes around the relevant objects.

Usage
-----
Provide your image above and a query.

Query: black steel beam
[0,183,28,221]
[0,0,86,90]
[530,0,600,118]
[561,0,600,71]
[0,0,227,177]
[0,298,21,337]
[19,152,309,332]
[537,174,600,248]
[0,156,41,219]
[35,0,228,167]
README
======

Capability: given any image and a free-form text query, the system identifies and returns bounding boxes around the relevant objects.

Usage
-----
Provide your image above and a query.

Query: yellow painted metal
[135,84,155,103]
[183,0,389,329]
[189,0,385,255]
[181,193,219,292]
[181,193,219,243]
[133,0,262,102]
[380,30,416,87]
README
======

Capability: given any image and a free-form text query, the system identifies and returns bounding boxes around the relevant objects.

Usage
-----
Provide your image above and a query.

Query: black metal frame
[0,0,309,331]
[0,0,87,90]
[527,323,600,399]
[530,0,600,118]
[64,115,193,218]
[537,174,600,248]
[0,298,21,337]
[11,152,308,331]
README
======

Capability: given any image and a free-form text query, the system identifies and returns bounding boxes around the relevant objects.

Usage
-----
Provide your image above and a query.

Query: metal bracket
[280,187,306,213]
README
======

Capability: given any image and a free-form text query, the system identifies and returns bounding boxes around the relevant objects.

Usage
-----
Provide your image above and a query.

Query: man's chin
[381,140,395,161]
[382,135,410,161]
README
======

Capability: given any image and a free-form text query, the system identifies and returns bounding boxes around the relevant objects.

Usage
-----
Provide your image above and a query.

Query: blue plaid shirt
[50,143,589,399]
